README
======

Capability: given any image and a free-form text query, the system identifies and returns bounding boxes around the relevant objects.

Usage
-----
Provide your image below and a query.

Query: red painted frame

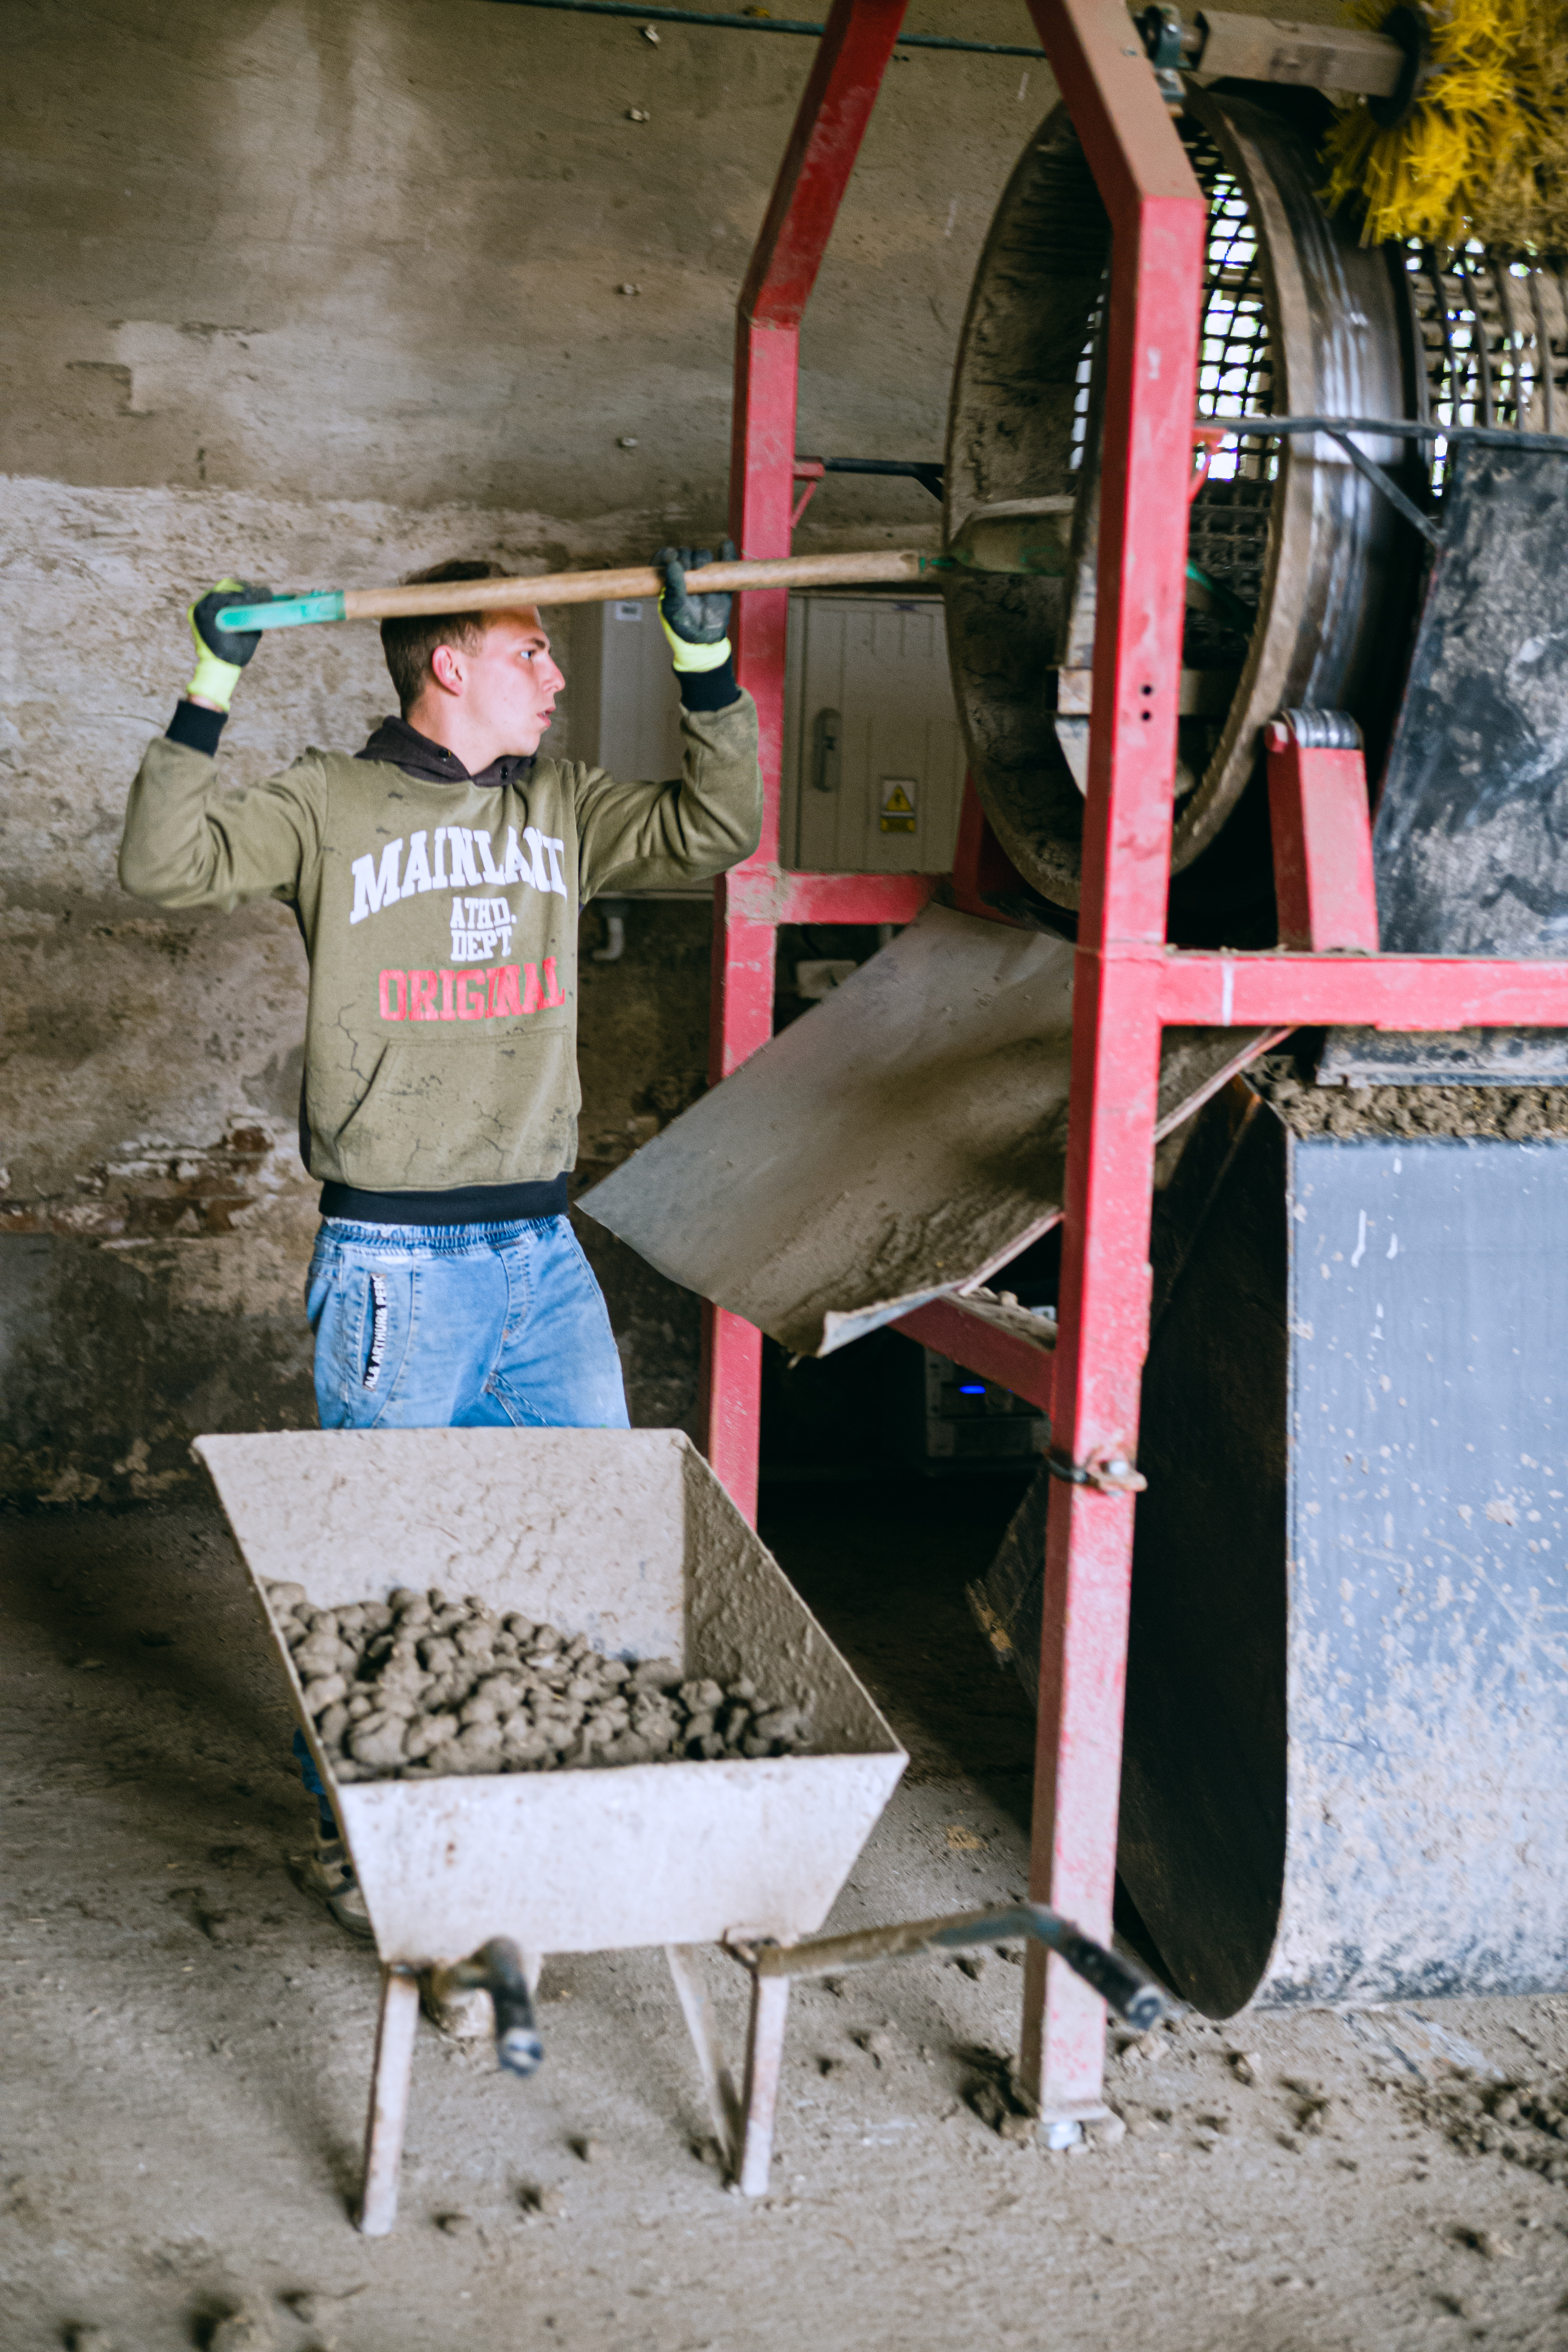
[700,0,926,1520]
[1267,720,1380,952]
[702,0,1568,2127]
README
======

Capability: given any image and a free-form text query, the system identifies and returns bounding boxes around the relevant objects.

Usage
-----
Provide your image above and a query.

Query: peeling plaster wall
[0,476,699,1499]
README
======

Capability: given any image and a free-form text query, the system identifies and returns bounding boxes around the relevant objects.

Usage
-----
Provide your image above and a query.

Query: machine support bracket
[1044,1446,1147,1495]
[1266,712,1381,954]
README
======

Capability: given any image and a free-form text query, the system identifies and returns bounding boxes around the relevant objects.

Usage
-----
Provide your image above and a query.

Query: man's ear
[429,643,466,696]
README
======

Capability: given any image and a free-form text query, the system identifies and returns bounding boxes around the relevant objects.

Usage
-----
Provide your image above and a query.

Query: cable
[1204,412,1568,551]
[1208,412,1568,457]
[474,0,1049,59]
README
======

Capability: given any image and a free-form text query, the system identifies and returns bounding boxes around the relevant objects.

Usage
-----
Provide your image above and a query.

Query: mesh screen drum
[943,89,1422,921]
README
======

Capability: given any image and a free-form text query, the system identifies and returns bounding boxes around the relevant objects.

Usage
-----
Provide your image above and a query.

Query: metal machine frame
[699,0,1568,2130]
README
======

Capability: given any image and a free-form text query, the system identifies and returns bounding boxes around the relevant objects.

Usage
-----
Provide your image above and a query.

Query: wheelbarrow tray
[195,1428,906,1965]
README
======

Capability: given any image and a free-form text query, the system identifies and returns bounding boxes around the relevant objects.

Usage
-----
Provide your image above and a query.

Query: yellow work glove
[655,542,734,673]
[186,577,274,709]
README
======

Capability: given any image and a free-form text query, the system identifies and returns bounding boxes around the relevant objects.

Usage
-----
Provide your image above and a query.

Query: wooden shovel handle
[342,546,936,620]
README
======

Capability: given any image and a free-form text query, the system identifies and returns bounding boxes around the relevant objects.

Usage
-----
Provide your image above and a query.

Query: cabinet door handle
[811,706,842,794]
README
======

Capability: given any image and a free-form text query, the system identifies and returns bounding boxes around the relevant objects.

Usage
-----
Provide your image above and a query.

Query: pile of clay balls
[263,1581,816,1781]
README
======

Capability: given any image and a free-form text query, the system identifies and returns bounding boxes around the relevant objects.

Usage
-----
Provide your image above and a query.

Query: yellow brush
[1324,1,1568,250]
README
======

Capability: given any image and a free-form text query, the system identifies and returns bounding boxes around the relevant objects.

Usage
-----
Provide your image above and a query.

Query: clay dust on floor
[3,1485,1566,2351]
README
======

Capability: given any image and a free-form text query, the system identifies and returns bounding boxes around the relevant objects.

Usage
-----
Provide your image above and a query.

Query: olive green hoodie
[119,693,761,1206]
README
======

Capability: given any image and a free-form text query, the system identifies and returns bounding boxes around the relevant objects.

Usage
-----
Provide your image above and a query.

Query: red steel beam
[1019,0,1206,2132]
[1267,727,1380,953]
[704,0,910,1520]
[727,0,913,875]
[736,0,912,336]
[891,1300,1057,1416]
[727,868,942,925]
[1156,954,1568,1029]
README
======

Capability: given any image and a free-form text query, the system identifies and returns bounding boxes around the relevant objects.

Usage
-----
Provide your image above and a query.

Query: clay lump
[262,1581,815,1782]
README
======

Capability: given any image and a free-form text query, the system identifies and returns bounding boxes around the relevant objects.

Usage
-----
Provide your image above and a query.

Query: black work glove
[186,577,276,708]
[656,540,735,672]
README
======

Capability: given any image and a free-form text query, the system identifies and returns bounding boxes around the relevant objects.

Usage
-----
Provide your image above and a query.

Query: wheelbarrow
[197,1427,1161,2230]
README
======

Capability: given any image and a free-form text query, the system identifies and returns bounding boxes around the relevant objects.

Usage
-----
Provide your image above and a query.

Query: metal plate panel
[970,1097,1568,2014]
[1374,443,1568,957]
[1270,1132,1568,2004]
[1323,440,1568,1082]
[580,904,1272,1357]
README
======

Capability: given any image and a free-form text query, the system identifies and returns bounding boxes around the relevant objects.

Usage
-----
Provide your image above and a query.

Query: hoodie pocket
[319,1026,576,1191]
[319,1041,408,1184]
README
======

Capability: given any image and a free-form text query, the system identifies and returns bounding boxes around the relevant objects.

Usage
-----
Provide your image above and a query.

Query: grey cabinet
[783,594,966,874]
[569,590,968,884]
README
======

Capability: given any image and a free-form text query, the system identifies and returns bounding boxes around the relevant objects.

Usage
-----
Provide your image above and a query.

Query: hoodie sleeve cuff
[677,660,741,715]
[166,699,228,756]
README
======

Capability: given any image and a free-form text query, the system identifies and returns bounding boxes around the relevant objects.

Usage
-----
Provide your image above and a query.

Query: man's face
[432,608,564,756]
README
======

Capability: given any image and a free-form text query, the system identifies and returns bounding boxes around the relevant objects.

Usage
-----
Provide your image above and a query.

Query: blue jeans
[305,1215,630,1431]
[298,1215,628,1844]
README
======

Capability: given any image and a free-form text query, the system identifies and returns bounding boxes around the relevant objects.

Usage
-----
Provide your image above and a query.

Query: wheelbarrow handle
[1030,1917,1165,2030]
[437,1936,544,2076]
[743,1900,1167,2030]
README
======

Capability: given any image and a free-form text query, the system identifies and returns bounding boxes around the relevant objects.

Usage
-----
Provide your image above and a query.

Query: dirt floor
[4,1478,1567,2351]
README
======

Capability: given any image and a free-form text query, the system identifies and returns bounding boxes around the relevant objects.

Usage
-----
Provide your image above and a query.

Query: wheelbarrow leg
[736,1971,791,2198]
[357,1964,420,2236]
[666,1944,741,2168]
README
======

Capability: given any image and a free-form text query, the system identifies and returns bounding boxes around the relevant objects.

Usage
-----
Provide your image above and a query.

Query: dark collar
[357,714,535,789]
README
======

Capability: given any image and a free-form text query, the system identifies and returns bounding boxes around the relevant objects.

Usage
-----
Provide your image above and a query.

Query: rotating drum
[943,87,1568,929]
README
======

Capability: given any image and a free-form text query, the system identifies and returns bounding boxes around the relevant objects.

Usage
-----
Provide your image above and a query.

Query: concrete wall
[1,0,1342,1500]
[5,0,1038,512]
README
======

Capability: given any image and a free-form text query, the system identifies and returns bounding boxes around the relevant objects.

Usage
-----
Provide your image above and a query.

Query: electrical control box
[782,593,967,874]
[567,598,697,898]
[569,589,968,886]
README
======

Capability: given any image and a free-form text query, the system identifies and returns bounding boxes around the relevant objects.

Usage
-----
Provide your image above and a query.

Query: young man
[120,549,761,1933]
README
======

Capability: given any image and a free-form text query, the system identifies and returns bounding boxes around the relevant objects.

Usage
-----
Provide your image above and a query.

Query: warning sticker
[879,778,917,835]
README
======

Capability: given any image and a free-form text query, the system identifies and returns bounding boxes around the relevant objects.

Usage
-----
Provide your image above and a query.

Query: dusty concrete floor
[4,1479,1567,2350]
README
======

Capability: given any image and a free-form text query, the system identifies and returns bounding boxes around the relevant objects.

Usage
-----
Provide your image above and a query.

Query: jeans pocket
[313,1255,414,1428]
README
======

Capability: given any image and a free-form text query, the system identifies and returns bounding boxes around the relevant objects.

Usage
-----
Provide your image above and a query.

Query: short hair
[381,559,500,714]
